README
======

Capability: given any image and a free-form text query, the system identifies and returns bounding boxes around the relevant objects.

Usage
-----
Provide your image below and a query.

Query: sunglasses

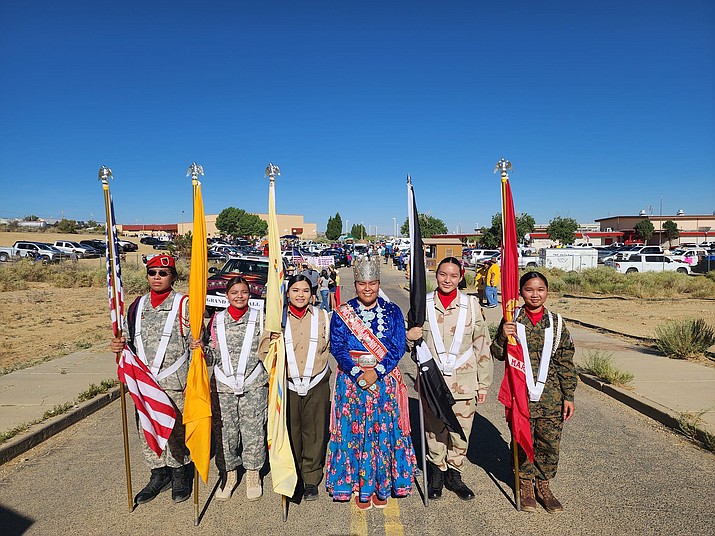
[147,270,172,277]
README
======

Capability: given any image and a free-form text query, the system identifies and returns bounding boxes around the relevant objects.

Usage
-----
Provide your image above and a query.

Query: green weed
[654,318,715,359]
[580,349,634,386]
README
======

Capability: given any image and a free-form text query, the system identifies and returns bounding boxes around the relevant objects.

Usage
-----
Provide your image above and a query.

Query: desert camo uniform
[418,292,494,472]
[491,307,577,480]
[126,290,192,469]
[205,305,268,475]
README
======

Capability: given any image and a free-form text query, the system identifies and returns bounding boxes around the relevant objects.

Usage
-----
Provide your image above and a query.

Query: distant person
[109,254,194,506]
[300,263,319,304]
[485,259,500,308]
[318,269,331,312]
[328,265,340,308]
[491,271,576,513]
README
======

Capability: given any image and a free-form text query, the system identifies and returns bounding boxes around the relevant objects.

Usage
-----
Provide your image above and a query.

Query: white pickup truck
[606,254,691,274]
[0,241,66,263]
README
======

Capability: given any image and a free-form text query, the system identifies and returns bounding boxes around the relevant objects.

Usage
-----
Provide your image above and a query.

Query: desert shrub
[463,271,475,290]
[654,318,715,359]
[580,349,634,386]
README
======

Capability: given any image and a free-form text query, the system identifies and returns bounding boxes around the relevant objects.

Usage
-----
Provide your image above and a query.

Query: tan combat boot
[215,469,237,501]
[246,470,262,501]
[519,478,538,512]
[535,479,564,513]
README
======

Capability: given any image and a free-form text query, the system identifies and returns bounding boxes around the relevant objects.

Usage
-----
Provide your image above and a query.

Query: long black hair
[286,274,315,295]
[437,256,467,290]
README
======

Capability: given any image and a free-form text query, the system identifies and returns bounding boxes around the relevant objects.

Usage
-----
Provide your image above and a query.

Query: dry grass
[654,318,715,359]
[580,350,634,386]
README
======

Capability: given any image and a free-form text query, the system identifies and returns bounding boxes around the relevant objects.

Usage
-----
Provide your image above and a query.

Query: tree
[400,214,448,238]
[325,212,343,240]
[215,207,268,237]
[662,220,679,248]
[350,223,367,240]
[23,214,39,221]
[480,212,536,249]
[55,218,79,234]
[634,219,655,244]
[546,216,579,246]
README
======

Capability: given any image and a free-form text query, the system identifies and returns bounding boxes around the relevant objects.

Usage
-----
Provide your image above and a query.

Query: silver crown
[353,256,381,282]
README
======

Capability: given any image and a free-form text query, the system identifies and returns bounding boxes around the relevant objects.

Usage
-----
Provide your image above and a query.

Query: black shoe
[444,468,475,501]
[427,462,444,500]
[134,467,171,505]
[303,484,319,501]
[171,464,193,503]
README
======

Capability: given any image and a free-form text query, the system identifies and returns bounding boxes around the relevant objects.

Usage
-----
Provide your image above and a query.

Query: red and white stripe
[117,347,177,457]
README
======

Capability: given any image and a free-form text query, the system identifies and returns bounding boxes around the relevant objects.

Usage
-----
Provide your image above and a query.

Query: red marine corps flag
[495,159,535,464]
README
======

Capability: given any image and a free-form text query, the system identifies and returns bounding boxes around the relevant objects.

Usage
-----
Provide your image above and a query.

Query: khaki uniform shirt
[259,305,331,378]
[126,290,191,392]
[419,292,494,400]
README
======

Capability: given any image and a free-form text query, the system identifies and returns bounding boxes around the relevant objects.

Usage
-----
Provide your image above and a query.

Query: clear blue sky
[1,0,713,234]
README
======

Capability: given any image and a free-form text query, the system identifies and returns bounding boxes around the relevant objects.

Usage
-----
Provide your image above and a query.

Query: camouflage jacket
[205,309,267,394]
[411,293,493,400]
[126,290,191,392]
[491,307,576,417]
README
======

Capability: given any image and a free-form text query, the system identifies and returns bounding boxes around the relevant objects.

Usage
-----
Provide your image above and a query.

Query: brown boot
[519,478,537,512]
[535,479,564,513]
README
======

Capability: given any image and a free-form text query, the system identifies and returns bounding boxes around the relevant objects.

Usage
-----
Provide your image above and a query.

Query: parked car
[53,240,101,258]
[80,239,107,253]
[668,248,708,266]
[153,241,173,250]
[605,254,690,274]
[470,249,501,265]
[207,250,228,262]
[117,240,138,252]
[603,245,663,264]
[0,241,66,263]
[140,236,162,246]
[206,255,286,312]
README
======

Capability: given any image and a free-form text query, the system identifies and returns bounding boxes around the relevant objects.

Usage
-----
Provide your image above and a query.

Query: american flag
[105,191,176,457]
[117,347,177,456]
[105,192,124,336]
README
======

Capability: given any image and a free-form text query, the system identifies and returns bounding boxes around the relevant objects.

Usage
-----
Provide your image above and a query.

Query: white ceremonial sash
[134,294,189,381]
[426,292,473,376]
[285,308,322,397]
[515,309,559,402]
[214,306,262,395]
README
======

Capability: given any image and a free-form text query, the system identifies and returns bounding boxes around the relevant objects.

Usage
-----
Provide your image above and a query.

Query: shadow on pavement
[468,412,516,506]
[0,504,33,536]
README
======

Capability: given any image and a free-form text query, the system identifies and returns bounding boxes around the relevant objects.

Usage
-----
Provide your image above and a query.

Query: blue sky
[1,0,713,234]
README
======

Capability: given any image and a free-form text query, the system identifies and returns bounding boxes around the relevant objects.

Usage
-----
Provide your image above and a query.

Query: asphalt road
[1,267,713,535]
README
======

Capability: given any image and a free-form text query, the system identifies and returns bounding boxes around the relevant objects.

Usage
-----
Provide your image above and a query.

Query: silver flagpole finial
[494,158,513,175]
[187,162,204,181]
[98,165,113,184]
[265,163,280,181]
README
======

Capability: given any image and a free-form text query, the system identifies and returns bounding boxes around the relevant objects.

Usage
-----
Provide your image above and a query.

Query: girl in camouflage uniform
[491,271,576,513]
[205,276,268,502]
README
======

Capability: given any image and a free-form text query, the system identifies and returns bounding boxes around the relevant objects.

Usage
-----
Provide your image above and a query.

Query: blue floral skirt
[325,370,416,501]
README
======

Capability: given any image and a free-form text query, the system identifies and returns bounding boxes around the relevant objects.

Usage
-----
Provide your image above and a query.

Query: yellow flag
[183,178,211,483]
[265,170,297,497]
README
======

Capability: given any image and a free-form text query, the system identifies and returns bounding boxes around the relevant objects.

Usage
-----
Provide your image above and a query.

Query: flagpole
[99,165,134,513]
[497,159,521,511]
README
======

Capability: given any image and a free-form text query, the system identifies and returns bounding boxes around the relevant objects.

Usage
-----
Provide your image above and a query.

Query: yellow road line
[349,498,368,536]
[383,498,405,536]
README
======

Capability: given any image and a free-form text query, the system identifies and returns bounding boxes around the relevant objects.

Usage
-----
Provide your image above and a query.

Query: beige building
[595,214,715,246]
[177,213,317,239]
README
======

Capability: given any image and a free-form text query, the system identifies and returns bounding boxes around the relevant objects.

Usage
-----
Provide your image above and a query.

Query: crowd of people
[110,252,576,514]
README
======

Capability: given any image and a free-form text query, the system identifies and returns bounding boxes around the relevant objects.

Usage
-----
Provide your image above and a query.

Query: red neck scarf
[524,307,544,326]
[227,305,248,322]
[289,304,308,319]
[150,289,171,308]
[437,288,458,309]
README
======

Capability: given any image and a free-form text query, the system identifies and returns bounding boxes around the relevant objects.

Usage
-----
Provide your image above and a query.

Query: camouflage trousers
[517,416,563,480]
[425,397,477,472]
[212,383,268,472]
[136,389,191,470]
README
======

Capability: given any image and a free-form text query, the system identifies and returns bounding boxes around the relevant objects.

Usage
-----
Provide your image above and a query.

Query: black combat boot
[444,468,475,501]
[134,467,171,505]
[427,462,444,500]
[171,464,193,504]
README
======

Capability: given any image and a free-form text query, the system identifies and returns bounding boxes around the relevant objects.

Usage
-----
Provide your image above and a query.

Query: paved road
[1,266,713,535]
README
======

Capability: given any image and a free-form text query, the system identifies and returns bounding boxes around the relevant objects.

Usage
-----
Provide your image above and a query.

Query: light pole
[361,221,364,240]
[393,217,396,238]
[345,220,349,236]
[180,210,184,236]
